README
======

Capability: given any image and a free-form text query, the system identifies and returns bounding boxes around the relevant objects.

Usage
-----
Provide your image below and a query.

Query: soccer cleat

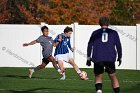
[60,76,66,80]
[60,73,66,80]
[28,69,34,78]
[96,90,102,93]
[60,76,65,80]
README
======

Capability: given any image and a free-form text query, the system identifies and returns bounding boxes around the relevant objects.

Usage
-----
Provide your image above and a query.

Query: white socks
[57,69,61,73]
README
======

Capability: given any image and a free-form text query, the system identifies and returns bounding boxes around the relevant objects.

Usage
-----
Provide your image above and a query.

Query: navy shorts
[94,61,116,75]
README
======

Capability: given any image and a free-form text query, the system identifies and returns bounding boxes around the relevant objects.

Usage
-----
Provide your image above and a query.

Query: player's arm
[87,32,94,58]
[67,39,74,52]
[53,34,62,47]
[115,32,122,66]
[53,41,60,47]
[86,32,94,66]
[23,40,38,47]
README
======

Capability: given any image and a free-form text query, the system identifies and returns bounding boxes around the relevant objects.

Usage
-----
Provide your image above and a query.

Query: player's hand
[86,57,91,66]
[23,43,29,47]
[117,58,122,66]
[58,34,62,42]
[86,60,91,66]
[71,48,74,52]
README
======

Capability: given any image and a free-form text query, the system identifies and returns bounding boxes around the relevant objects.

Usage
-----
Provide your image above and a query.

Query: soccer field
[0,68,140,93]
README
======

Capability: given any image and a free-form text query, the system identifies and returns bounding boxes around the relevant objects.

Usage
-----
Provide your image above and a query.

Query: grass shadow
[7,87,93,93]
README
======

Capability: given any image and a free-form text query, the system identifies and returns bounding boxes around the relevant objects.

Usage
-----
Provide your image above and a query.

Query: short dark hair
[41,26,48,32]
[64,26,73,33]
[99,16,110,26]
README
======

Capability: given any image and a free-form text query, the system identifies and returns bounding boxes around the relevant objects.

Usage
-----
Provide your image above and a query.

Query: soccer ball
[80,71,88,80]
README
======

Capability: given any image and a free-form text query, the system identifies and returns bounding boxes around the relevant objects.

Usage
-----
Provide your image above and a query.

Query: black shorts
[42,58,50,65]
[94,61,116,75]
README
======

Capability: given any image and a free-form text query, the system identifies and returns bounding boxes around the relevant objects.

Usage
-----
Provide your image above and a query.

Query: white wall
[111,26,136,70]
[0,25,41,67]
[0,24,139,70]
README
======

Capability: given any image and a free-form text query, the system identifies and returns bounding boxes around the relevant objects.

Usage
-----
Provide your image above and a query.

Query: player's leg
[105,62,120,93]
[57,60,66,80]
[28,58,48,78]
[55,54,67,80]
[94,62,104,93]
[109,73,120,93]
[47,55,61,74]
[69,58,81,75]
[95,74,103,93]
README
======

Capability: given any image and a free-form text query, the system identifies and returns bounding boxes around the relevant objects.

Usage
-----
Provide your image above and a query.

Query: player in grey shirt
[23,26,61,78]
[36,34,54,58]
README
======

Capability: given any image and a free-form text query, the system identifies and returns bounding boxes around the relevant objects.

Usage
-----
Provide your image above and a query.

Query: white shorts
[55,53,73,63]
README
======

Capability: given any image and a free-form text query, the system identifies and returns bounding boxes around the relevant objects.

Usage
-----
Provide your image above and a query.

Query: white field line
[23,78,140,83]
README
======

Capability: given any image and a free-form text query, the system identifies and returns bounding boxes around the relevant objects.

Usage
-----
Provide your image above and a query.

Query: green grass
[0,67,140,93]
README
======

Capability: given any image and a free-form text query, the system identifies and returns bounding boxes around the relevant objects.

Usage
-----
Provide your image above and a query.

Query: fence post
[40,22,46,27]
[73,22,79,65]
[136,24,140,70]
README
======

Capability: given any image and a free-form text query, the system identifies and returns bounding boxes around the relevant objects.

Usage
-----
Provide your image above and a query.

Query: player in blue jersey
[86,16,122,93]
[54,27,84,80]
[23,26,61,78]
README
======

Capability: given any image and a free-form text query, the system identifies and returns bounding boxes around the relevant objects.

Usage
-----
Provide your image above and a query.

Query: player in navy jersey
[54,27,85,80]
[86,16,122,93]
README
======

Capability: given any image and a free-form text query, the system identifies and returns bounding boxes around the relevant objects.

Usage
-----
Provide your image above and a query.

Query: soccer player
[54,27,84,80]
[86,16,122,93]
[23,26,61,78]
